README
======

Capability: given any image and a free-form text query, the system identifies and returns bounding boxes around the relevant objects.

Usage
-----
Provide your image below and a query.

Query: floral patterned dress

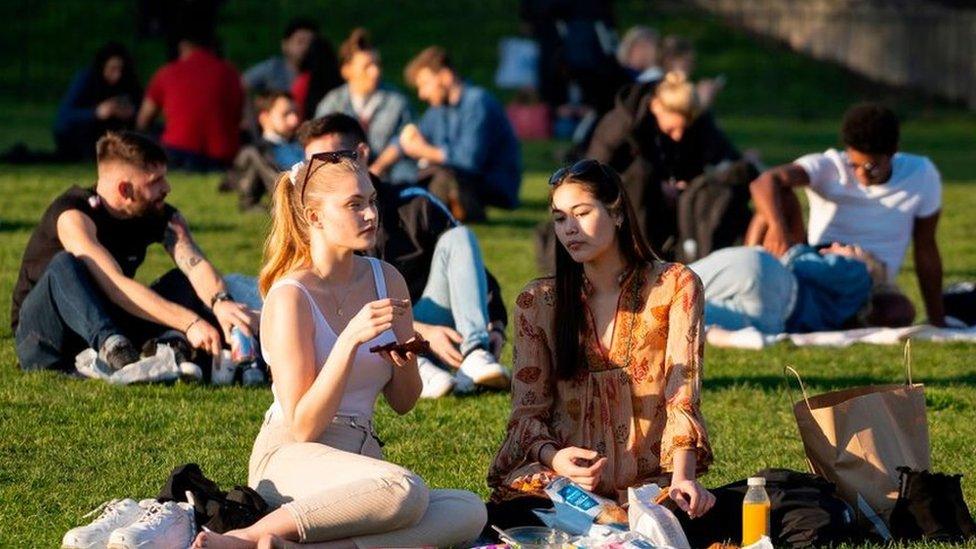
[487,261,713,502]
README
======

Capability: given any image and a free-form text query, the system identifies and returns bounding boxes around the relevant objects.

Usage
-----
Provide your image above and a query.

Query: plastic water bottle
[742,477,770,546]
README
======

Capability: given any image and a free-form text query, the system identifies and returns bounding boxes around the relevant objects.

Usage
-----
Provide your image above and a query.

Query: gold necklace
[315,263,357,317]
[328,288,353,317]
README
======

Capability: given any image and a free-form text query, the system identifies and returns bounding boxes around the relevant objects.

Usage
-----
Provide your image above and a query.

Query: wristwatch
[210,291,232,308]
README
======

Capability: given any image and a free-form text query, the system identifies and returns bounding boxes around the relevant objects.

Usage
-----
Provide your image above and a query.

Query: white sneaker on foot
[458,348,510,389]
[62,498,151,549]
[107,501,195,549]
[418,356,454,398]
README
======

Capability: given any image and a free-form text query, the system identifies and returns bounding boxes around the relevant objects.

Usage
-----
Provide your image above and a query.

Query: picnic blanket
[706,324,976,350]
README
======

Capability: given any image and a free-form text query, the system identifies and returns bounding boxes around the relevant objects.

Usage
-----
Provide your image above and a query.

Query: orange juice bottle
[742,477,770,546]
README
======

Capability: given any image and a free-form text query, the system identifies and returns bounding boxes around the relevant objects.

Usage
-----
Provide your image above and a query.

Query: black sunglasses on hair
[300,149,358,204]
[548,158,613,187]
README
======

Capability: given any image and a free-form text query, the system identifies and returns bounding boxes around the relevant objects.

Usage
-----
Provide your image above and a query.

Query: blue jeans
[688,247,797,334]
[412,227,490,356]
[15,252,216,371]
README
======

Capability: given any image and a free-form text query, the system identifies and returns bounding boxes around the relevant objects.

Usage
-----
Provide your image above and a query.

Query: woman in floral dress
[487,159,715,529]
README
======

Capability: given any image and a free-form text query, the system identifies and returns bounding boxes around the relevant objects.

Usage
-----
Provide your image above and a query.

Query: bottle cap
[747,477,766,486]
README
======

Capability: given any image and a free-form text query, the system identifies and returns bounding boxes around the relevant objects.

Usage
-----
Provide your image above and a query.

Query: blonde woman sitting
[194,153,485,548]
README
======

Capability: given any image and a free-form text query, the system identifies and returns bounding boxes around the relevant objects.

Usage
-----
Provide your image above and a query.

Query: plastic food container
[498,526,573,549]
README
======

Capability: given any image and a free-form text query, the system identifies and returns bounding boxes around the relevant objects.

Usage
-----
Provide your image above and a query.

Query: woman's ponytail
[258,171,311,296]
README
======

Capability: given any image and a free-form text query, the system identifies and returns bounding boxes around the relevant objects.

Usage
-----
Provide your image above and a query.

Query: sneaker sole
[469,370,510,389]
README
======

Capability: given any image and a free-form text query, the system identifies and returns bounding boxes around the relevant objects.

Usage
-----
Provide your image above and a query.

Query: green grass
[2,2,976,546]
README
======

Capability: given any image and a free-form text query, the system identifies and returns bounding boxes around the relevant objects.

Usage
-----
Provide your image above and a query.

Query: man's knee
[46,251,87,278]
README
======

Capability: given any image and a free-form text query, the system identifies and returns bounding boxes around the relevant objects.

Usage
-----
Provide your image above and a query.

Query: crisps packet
[535,477,628,536]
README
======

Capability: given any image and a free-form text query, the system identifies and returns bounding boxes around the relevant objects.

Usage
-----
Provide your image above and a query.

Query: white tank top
[262,257,398,420]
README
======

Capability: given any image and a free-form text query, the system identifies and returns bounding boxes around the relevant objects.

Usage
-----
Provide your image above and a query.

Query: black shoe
[98,335,141,371]
[144,330,193,364]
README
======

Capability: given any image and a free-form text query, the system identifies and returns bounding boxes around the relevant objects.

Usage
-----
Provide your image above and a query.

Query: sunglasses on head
[300,149,359,204]
[548,159,613,187]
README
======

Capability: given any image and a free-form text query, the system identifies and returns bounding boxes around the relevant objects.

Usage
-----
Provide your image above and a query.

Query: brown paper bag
[787,342,930,534]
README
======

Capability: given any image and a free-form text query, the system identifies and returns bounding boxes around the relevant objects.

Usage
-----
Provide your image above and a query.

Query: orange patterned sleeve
[487,279,560,490]
[659,266,713,473]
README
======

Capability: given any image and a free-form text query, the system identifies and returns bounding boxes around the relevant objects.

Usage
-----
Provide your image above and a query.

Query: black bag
[889,467,976,542]
[674,160,757,263]
[157,463,269,534]
[943,282,976,326]
[667,469,858,548]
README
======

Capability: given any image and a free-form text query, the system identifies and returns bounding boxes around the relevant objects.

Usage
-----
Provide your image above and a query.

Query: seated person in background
[400,46,522,222]
[659,35,723,111]
[747,103,945,326]
[242,17,318,94]
[587,71,741,256]
[54,42,142,161]
[689,244,915,335]
[298,115,510,398]
[291,35,342,121]
[314,27,416,184]
[11,132,257,372]
[136,25,244,171]
[617,25,663,84]
[225,91,303,211]
[488,160,714,531]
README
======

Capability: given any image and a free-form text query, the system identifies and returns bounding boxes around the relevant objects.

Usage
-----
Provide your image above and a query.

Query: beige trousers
[248,414,486,547]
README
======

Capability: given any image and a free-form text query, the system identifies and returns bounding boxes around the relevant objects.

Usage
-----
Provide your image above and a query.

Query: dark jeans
[166,147,228,173]
[14,252,218,371]
[227,145,280,210]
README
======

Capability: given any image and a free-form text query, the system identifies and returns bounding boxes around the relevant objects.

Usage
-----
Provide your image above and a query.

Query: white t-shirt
[794,148,941,281]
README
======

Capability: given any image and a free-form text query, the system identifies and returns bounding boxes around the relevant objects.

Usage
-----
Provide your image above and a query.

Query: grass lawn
[1,2,976,546]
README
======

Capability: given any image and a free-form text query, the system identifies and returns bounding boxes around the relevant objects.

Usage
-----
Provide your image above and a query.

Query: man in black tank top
[12,131,258,372]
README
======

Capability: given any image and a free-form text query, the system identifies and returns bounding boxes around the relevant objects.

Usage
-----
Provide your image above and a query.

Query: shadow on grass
[0,220,38,232]
[707,373,976,393]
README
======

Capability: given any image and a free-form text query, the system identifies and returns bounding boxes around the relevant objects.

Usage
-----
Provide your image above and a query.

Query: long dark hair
[550,160,657,380]
[87,42,141,104]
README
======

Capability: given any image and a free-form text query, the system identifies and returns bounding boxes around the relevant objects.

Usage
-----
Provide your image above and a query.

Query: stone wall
[689,0,976,108]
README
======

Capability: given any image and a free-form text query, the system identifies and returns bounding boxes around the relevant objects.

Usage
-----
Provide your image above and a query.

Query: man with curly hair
[745,102,945,326]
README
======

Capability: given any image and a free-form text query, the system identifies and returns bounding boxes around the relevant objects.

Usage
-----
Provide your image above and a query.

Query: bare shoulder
[372,258,408,299]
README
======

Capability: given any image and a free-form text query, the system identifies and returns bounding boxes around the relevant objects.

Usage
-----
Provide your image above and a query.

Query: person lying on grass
[193,152,485,548]
[486,159,715,533]
[11,131,256,373]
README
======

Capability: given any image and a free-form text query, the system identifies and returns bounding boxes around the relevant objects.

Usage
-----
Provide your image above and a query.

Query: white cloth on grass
[706,324,976,350]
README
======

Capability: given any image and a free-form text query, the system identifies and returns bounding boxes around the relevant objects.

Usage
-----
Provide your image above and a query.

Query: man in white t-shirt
[746,103,945,326]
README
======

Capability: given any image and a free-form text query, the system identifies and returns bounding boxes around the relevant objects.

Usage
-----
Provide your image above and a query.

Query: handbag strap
[903,339,913,385]
[784,365,814,413]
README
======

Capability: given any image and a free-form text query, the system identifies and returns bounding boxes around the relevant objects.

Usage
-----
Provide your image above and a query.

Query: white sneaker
[107,501,195,549]
[458,348,510,389]
[418,356,454,398]
[62,498,151,549]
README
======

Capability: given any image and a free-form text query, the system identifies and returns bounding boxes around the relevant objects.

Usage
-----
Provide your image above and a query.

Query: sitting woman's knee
[379,468,429,529]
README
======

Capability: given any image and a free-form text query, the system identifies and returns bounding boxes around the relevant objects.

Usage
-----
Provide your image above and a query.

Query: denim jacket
[783,245,872,332]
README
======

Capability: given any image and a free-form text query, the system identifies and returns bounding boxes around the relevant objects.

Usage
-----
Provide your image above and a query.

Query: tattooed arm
[163,213,259,337]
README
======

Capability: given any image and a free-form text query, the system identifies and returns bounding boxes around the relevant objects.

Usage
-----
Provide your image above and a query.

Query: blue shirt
[417,85,522,208]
